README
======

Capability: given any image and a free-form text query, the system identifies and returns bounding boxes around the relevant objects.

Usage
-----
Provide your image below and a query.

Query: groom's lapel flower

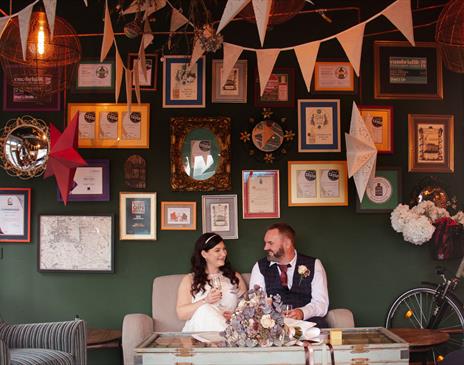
[297,265,310,285]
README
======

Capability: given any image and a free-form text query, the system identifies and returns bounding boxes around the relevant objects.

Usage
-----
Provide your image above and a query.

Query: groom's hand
[223,311,232,320]
[286,309,304,320]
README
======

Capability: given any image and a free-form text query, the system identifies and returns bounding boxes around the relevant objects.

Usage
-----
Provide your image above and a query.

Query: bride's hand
[205,288,222,304]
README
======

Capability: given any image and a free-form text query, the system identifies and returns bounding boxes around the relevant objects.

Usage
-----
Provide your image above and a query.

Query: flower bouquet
[391,201,464,259]
[222,285,319,347]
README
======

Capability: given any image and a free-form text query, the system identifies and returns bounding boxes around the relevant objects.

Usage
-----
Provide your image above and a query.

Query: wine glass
[282,304,293,316]
[211,276,224,310]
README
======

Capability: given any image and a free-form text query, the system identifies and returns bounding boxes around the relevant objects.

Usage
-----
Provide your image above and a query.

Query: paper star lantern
[345,102,377,202]
[44,112,87,205]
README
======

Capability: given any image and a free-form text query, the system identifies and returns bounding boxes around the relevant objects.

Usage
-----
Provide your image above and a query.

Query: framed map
[38,215,114,273]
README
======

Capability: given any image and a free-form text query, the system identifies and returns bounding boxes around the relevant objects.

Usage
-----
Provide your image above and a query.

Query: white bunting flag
[256,48,280,96]
[115,50,124,103]
[83,0,88,6]
[189,38,204,69]
[252,0,272,46]
[294,41,320,92]
[138,38,148,83]
[100,0,115,62]
[345,102,377,201]
[0,16,10,40]
[142,18,153,48]
[337,22,366,76]
[221,42,243,88]
[383,0,415,46]
[133,59,141,104]
[170,8,189,32]
[217,0,251,33]
[43,0,57,38]
[18,3,34,61]
[125,69,133,113]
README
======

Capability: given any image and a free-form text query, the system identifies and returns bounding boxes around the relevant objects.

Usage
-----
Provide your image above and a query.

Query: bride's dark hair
[190,232,239,296]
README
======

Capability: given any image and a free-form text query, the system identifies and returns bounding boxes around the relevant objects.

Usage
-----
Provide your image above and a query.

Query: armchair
[0,319,87,365]
[122,274,355,365]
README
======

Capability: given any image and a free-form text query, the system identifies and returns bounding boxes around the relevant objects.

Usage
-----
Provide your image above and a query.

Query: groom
[249,222,329,328]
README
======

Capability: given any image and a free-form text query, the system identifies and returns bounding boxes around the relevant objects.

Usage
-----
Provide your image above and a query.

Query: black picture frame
[374,41,443,100]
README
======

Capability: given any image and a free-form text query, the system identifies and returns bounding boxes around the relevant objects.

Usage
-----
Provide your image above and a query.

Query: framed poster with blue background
[298,99,340,152]
[162,55,205,108]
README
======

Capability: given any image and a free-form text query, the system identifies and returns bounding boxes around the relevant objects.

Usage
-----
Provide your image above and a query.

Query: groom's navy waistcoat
[257,254,316,308]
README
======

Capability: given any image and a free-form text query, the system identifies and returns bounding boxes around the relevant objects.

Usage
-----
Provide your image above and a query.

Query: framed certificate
[212,59,247,103]
[202,195,238,239]
[161,201,196,230]
[3,72,60,111]
[120,192,156,240]
[298,99,341,152]
[242,170,280,219]
[57,159,110,202]
[67,103,150,148]
[254,68,295,107]
[374,41,443,100]
[0,188,31,242]
[162,55,205,108]
[74,60,115,92]
[288,161,348,206]
[128,53,158,91]
[356,167,402,213]
[358,105,394,154]
[408,114,454,173]
[314,61,355,92]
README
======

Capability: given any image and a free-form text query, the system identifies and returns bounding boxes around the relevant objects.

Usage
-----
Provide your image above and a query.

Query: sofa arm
[0,338,10,365]
[122,314,154,365]
[327,308,355,328]
[0,319,86,364]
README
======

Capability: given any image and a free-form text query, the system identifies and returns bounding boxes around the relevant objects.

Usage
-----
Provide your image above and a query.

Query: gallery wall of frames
[0,2,463,364]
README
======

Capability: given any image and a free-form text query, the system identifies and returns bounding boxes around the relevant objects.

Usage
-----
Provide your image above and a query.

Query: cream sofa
[122,274,355,365]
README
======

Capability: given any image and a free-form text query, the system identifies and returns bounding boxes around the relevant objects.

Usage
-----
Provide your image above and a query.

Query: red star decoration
[44,112,87,205]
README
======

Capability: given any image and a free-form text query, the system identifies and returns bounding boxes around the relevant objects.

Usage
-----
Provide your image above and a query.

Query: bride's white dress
[182,274,240,332]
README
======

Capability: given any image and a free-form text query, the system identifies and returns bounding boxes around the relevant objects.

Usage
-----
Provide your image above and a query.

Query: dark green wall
[1,1,463,364]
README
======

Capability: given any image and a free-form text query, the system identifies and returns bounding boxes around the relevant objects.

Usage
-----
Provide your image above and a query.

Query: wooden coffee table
[87,328,122,350]
[390,328,450,364]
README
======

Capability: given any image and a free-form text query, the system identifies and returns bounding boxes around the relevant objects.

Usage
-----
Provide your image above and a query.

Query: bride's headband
[203,233,223,250]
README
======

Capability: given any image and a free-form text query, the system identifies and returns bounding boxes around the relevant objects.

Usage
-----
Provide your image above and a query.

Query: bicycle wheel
[385,286,464,360]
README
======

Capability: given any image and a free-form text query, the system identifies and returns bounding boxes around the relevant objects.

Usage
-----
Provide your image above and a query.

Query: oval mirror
[181,128,219,181]
[0,116,49,179]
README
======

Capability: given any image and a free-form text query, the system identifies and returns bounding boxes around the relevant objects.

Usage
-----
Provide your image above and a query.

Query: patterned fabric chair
[0,319,87,365]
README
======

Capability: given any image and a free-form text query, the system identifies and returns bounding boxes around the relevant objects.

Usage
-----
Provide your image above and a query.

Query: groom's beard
[266,246,284,262]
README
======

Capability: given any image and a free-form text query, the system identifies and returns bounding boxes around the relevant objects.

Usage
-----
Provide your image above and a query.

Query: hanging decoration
[240,108,295,164]
[0,1,81,98]
[220,0,415,96]
[43,113,87,206]
[345,102,377,202]
[435,0,464,73]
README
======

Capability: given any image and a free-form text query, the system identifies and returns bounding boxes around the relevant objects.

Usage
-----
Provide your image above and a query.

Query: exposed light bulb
[37,25,45,55]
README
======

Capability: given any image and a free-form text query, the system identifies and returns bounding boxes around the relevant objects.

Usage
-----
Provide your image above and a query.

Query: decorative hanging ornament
[195,24,223,53]
[240,108,294,164]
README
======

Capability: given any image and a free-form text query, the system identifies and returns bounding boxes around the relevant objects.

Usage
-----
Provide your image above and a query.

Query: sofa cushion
[10,348,73,365]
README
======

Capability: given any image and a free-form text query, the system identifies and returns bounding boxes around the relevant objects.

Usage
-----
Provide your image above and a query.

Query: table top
[389,328,450,347]
[87,328,122,346]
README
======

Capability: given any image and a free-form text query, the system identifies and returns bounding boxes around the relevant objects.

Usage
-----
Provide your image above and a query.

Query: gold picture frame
[160,201,196,230]
[408,114,454,173]
[288,161,348,206]
[170,116,231,191]
[67,103,150,148]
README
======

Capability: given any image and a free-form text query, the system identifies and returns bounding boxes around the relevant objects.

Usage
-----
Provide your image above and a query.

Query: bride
[176,232,247,332]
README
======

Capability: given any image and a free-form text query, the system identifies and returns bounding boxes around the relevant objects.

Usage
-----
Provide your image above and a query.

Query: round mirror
[181,128,220,181]
[0,116,49,179]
